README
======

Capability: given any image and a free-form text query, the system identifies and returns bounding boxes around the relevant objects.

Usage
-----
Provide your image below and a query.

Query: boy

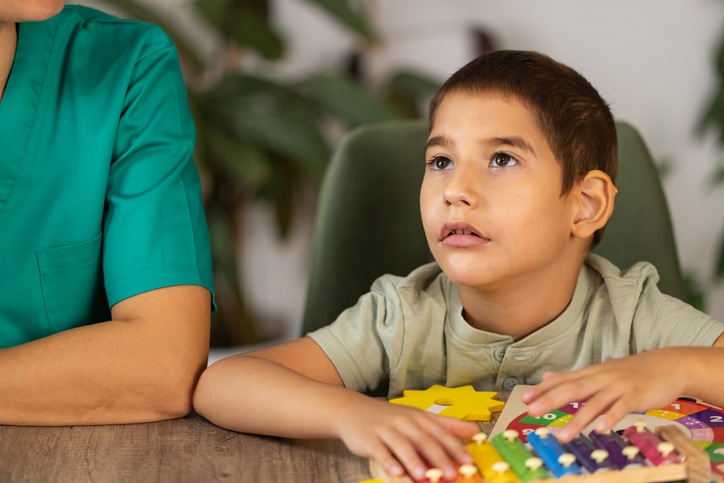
[193,50,724,480]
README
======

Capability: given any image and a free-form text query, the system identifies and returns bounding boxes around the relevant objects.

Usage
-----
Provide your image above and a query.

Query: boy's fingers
[557,391,615,442]
[372,448,405,477]
[403,423,459,479]
[527,377,597,417]
[594,398,630,434]
[354,433,407,477]
[379,428,429,480]
[434,418,477,463]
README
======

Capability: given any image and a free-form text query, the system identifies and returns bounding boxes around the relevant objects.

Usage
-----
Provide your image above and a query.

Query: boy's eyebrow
[484,136,536,155]
[425,135,536,155]
[425,135,451,150]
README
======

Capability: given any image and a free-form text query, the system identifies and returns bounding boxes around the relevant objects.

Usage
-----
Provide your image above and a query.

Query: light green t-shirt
[309,254,723,397]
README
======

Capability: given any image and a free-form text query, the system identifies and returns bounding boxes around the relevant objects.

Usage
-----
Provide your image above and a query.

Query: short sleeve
[308,276,408,393]
[102,27,213,306]
[631,273,724,350]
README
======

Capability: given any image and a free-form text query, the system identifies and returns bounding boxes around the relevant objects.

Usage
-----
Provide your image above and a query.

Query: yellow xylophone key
[465,433,522,483]
[452,463,485,482]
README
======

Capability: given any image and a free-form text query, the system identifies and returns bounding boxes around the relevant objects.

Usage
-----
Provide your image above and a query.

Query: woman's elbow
[150,355,207,420]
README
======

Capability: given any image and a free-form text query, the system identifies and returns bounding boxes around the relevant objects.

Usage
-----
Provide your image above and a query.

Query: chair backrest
[300,119,686,335]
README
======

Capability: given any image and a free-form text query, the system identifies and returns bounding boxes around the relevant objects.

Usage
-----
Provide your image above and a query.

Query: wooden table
[0,412,373,482]
[0,412,501,483]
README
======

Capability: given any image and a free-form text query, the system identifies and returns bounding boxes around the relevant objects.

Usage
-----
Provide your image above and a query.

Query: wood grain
[0,413,370,482]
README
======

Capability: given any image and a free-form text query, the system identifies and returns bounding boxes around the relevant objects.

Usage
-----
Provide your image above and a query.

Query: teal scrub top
[0,6,214,348]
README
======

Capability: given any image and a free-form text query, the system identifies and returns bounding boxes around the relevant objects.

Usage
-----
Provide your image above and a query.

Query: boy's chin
[441,264,494,288]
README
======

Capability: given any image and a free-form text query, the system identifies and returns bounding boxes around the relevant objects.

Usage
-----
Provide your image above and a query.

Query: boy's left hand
[521,348,687,442]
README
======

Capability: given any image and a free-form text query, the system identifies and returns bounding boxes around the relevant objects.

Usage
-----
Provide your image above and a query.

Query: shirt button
[494,347,506,362]
[503,377,519,391]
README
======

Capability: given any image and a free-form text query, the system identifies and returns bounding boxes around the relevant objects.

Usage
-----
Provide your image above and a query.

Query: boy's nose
[443,169,479,207]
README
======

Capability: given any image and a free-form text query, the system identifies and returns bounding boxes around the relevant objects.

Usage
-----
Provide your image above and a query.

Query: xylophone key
[588,429,647,469]
[527,428,583,478]
[563,433,617,473]
[465,433,522,483]
[491,430,550,482]
[623,421,682,466]
[453,463,484,482]
[424,468,444,483]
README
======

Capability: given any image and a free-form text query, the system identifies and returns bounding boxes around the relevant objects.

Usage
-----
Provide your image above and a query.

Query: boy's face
[421,92,581,292]
[0,1,63,22]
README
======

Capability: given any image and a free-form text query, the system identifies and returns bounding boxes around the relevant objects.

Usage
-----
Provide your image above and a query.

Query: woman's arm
[0,285,210,425]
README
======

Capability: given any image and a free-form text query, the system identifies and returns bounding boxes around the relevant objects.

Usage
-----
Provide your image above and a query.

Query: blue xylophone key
[564,433,617,473]
[527,428,583,478]
[588,429,647,469]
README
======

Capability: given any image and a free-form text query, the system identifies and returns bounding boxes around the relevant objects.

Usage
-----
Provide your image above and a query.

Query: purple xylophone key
[564,433,617,473]
[588,429,647,469]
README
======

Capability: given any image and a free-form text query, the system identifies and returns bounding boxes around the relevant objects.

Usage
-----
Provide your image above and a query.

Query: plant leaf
[196,74,330,184]
[682,272,707,311]
[199,125,275,190]
[193,0,284,59]
[97,0,206,74]
[302,0,375,40]
[386,69,442,99]
[381,68,441,118]
[715,227,724,281]
[303,73,405,126]
[708,163,724,191]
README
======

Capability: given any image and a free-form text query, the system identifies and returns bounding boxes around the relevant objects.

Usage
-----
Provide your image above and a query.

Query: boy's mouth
[446,229,479,237]
[440,222,489,245]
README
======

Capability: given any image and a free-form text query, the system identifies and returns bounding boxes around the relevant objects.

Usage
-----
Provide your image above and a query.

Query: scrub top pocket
[36,234,110,335]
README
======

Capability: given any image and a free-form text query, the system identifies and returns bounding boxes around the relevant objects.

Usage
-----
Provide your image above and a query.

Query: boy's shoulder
[585,253,660,288]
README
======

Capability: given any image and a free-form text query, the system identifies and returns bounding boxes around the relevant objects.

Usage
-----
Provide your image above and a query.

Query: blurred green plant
[697,27,724,288]
[100,0,441,345]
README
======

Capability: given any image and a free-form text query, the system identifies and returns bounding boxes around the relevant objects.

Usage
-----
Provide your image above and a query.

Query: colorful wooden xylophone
[369,422,712,483]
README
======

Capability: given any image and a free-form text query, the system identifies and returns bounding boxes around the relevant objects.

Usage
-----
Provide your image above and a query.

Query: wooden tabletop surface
[0,399,503,483]
[0,412,373,482]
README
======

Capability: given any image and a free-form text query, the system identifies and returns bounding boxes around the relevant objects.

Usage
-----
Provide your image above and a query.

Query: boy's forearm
[193,355,368,439]
[677,345,724,407]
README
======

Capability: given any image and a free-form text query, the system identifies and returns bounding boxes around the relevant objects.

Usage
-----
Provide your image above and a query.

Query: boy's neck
[0,22,17,102]
[457,263,581,340]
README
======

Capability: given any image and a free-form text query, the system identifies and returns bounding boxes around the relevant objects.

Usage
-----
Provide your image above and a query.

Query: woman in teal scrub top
[0,3,215,424]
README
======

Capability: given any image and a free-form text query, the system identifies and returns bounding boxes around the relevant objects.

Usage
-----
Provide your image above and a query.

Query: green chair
[300,119,686,335]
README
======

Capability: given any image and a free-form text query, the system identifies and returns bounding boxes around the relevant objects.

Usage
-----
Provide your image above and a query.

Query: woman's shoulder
[58,5,174,54]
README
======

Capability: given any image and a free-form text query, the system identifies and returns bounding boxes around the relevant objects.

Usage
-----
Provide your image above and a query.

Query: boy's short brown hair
[428,50,617,245]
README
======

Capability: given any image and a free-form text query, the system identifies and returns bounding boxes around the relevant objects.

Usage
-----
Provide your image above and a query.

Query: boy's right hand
[333,397,479,481]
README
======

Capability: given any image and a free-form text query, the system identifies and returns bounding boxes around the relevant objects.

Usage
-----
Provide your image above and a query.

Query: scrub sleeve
[0,6,214,348]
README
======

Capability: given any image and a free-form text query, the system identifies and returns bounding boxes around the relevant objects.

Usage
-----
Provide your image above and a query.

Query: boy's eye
[490,152,518,167]
[429,155,453,170]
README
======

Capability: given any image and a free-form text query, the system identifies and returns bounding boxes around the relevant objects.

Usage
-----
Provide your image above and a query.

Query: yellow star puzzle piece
[389,385,505,421]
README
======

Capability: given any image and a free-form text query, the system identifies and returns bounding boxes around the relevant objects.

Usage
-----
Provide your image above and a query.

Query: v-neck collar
[0,11,63,217]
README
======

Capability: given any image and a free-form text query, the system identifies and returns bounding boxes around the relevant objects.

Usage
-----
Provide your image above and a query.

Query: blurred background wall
[83,0,724,348]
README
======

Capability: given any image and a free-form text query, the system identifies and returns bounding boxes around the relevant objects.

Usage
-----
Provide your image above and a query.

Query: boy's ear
[571,170,617,240]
